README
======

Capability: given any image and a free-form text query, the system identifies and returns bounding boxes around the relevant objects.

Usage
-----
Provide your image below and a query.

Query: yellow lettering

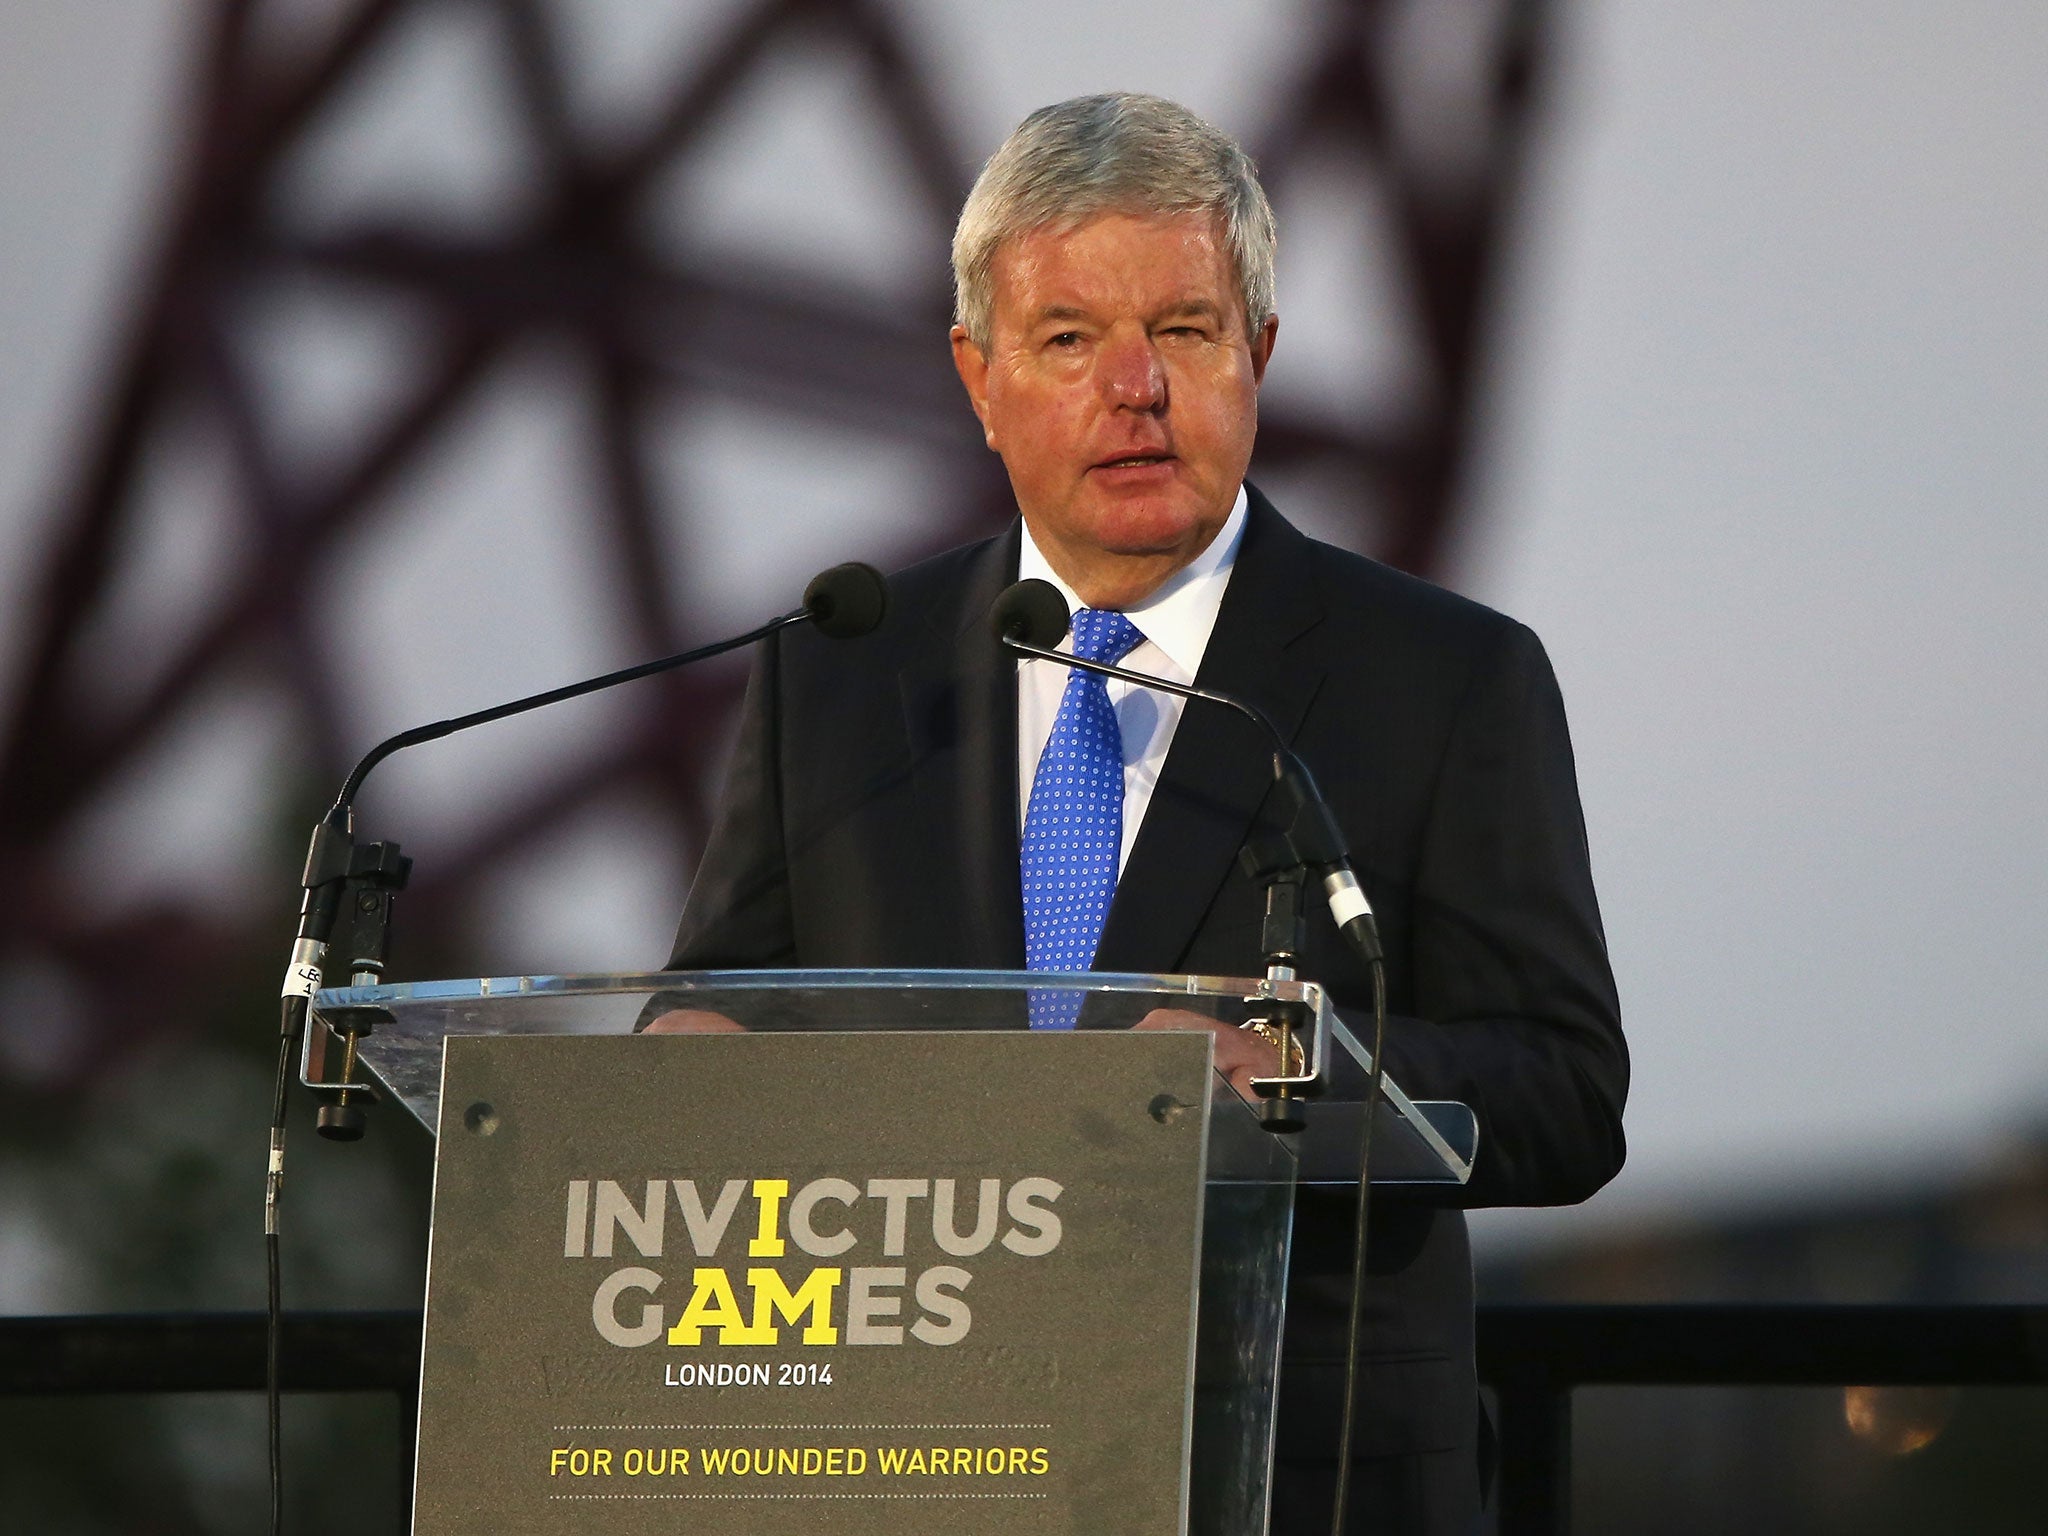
[621,1447,686,1477]
[746,1267,843,1345]
[666,1269,747,1345]
[749,1178,789,1257]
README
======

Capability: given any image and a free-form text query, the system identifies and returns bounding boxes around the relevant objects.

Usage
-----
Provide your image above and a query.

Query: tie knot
[1070,608,1143,666]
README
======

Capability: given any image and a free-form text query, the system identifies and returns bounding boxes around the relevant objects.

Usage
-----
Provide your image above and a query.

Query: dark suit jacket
[666,487,1628,1531]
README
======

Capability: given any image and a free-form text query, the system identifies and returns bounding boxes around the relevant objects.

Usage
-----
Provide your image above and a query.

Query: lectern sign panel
[415,1030,1215,1535]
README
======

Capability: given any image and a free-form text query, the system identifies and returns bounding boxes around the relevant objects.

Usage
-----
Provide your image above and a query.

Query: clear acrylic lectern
[308,970,1473,1536]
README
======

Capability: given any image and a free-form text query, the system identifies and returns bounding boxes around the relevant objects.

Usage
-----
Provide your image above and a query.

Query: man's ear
[950,326,998,449]
[1248,312,1278,387]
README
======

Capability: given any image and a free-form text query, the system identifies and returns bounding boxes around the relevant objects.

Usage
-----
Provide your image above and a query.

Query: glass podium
[308,971,1473,1536]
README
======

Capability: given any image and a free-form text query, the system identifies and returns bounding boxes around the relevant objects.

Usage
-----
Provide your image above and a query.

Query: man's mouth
[1093,453,1175,470]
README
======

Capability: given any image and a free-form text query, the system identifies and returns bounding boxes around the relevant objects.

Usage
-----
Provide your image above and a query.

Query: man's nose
[1100,330,1166,410]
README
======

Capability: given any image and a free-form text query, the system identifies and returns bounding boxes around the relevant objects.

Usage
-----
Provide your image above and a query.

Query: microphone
[994,575,1391,1535]
[282,560,890,1002]
[989,578,1383,965]
[989,578,1072,650]
[805,561,888,639]
[262,559,888,1524]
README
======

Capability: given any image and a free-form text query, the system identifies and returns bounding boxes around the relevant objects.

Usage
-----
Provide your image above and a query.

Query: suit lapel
[897,527,1027,967]
[1094,491,1326,974]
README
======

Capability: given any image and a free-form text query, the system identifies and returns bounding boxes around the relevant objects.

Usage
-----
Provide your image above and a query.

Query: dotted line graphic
[548,1493,1050,1501]
[551,1423,1053,1432]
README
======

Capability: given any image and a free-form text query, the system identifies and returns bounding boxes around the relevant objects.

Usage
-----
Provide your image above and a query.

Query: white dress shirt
[1016,484,1248,874]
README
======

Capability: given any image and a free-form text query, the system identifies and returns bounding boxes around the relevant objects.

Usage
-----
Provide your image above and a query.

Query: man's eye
[1048,332,1082,348]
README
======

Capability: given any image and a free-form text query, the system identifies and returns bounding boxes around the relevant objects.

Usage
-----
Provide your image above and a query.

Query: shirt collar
[1016,484,1247,681]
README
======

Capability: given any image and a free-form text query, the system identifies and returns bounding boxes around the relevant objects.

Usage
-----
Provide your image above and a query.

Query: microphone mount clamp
[296,820,410,1141]
[1237,843,1316,1132]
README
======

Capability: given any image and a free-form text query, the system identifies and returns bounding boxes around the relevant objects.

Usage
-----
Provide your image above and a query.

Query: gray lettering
[911,1266,972,1345]
[672,1178,747,1256]
[931,1177,1002,1257]
[789,1178,861,1257]
[592,1180,664,1258]
[1002,1177,1063,1256]
[866,1178,928,1257]
[847,1266,906,1345]
[592,1266,663,1346]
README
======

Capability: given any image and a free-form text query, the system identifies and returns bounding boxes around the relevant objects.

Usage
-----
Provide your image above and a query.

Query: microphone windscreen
[989,579,1071,649]
[803,562,888,639]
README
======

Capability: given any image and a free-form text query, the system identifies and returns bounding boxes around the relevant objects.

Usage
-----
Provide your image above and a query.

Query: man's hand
[1132,1007,1281,1102]
[643,1008,747,1034]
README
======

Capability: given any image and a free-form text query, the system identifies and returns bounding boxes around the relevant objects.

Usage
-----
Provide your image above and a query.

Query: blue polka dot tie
[1022,608,1144,1028]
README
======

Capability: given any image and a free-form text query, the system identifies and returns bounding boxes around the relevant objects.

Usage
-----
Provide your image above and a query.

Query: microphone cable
[1328,956,1387,1536]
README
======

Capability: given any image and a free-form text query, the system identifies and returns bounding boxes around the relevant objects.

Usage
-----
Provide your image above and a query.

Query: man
[654,93,1627,1533]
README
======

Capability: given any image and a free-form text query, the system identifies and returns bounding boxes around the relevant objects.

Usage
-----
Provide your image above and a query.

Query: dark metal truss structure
[0,0,1555,1093]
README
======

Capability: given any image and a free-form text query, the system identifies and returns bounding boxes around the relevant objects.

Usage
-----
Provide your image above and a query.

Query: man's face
[951,209,1276,609]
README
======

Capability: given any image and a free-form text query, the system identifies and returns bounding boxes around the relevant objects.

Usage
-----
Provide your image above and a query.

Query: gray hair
[951,93,1277,352]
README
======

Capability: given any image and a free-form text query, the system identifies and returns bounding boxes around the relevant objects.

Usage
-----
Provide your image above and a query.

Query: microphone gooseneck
[987,576,1389,1536]
[987,581,1383,963]
[264,560,887,1536]
[324,564,885,816]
